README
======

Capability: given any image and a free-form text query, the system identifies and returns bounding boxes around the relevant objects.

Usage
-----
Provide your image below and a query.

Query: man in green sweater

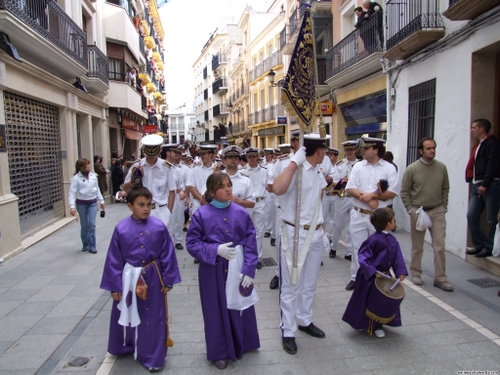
[401,137,452,291]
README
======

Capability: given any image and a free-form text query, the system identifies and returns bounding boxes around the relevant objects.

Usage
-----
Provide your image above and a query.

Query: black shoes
[298,323,325,338]
[344,255,352,261]
[476,249,492,258]
[345,280,356,291]
[193,258,200,264]
[465,248,481,255]
[88,249,97,254]
[270,238,276,246]
[256,261,262,270]
[282,337,297,354]
[264,232,271,238]
[329,249,336,258]
[183,227,188,232]
[148,367,163,372]
[175,243,183,250]
[269,276,279,289]
[214,359,228,369]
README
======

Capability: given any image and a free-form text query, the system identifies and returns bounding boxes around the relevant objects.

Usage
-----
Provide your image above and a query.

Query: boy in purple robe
[100,186,181,372]
[186,173,260,370]
[342,207,407,338]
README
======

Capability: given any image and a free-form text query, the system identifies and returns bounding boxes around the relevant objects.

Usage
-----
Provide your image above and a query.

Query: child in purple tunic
[186,173,260,370]
[100,186,181,372]
[342,207,408,338]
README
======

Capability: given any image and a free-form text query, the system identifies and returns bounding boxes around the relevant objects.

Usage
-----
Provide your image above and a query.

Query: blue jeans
[467,181,500,251]
[76,202,97,250]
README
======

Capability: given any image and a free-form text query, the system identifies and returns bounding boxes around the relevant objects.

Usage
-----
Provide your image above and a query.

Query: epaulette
[278,155,289,160]
[336,159,344,166]
[259,165,267,169]
[163,160,173,169]
[240,172,249,178]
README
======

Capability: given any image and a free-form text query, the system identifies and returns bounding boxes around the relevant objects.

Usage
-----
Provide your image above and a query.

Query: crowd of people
[67,117,499,372]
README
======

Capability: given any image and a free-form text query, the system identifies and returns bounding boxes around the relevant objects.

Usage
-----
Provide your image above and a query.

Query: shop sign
[142,125,158,134]
[258,125,285,137]
[276,116,287,124]
[316,102,333,115]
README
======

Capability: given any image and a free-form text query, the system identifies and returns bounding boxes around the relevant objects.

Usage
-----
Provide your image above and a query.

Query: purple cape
[186,203,260,362]
[100,216,181,369]
[342,231,408,331]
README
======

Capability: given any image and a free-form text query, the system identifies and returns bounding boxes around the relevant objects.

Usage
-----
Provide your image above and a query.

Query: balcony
[213,103,229,117]
[212,77,228,95]
[289,8,301,41]
[264,106,276,122]
[108,81,145,116]
[311,0,332,12]
[240,84,249,98]
[254,110,262,124]
[0,0,87,78]
[271,51,283,68]
[325,12,384,88]
[280,25,294,55]
[444,0,500,20]
[385,0,445,61]
[83,44,109,93]
[212,52,227,70]
[263,57,272,74]
[104,2,141,62]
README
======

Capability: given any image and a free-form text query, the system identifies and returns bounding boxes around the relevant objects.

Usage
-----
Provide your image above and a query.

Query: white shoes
[374,328,385,338]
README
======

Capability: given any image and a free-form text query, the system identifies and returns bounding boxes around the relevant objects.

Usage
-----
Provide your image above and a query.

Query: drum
[365,276,405,334]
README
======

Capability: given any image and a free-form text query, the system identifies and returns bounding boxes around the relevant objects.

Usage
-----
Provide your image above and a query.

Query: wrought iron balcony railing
[240,84,248,96]
[326,11,383,79]
[212,77,228,94]
[289,7,301,37]
[0,0,87,68]
[87,44,109,85]
[386,0,444,51]
[263,57,271,74]
[212,52,227,70]
[272,51,282,67]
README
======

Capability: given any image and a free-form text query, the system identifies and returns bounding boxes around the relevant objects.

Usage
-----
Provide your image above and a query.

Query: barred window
[407,79,436,165]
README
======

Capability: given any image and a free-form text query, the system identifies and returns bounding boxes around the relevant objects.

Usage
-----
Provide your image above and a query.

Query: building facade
[0,0,167,260]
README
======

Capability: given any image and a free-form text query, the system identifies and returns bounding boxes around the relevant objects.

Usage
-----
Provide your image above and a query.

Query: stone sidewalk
[1,203,500,375]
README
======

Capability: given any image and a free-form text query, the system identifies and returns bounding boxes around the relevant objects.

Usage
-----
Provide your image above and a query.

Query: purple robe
[342,231,408,331]
[186,203,260,362]
[100,216,181,369]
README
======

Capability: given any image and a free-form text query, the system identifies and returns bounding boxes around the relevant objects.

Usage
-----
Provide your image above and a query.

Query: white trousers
[349,209,375,281]
[331,197,354,255]
[248,200,266,259]
[150,205,171,229]
[265,193,276,236]
[167,197,185,244]
[274,206,283,276]
[279,224,323,337]
[322,195,336,242]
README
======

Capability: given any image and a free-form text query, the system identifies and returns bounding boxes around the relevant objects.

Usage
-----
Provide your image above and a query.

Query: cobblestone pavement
[1,203,500,375]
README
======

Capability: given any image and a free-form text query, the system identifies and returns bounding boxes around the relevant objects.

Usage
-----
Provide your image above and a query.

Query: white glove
[239,273,254,288]
[217,242,236,260]
[291,146,306,167]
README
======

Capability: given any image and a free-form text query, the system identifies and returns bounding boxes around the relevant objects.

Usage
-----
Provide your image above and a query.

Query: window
[109,58,124,81]
[278,135,285,145]
[407,79,436,165]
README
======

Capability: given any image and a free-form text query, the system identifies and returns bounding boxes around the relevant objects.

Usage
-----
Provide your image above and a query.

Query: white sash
[226,245,259,312]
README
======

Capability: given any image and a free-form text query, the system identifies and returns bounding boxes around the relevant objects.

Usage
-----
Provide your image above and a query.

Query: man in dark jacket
[362,0,384,49]
[465,119,500,258]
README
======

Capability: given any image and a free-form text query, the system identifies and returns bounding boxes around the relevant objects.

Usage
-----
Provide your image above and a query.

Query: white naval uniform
[278,161,327,337]
[245,164,268,260]
[345,159,399,281]
[330,158,359,255]
[168,163,190,245]
[124,157,176,227]
[262,160,276,236]
[269,155,291,277]
[186,163,216,214]
[224,170,255,206]
[319,155,336,245]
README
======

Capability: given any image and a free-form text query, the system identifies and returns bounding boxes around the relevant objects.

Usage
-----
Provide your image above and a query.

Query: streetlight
[268,69,283,87]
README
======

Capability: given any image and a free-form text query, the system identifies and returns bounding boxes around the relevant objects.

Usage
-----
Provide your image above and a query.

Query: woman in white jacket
[68,158,105,254]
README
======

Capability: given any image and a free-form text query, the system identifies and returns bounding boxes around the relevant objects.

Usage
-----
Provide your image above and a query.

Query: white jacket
[68,172,104,208]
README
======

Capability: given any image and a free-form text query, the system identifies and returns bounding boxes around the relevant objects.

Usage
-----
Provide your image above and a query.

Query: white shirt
[124,157,176,205]
[245,165,268,198]
[280,161,327,225]
[174,163,190,190]
[319,155,334,179]
[269,155,291,184]
[333,158,359,182]
[68,172,104,208]
[346,158,399,210]
[224,170,255,202]
[186,163,216,197]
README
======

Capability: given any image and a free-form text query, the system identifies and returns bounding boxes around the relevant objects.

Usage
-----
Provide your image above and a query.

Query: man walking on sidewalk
[401,137,452,292]
[464,119,500,259]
